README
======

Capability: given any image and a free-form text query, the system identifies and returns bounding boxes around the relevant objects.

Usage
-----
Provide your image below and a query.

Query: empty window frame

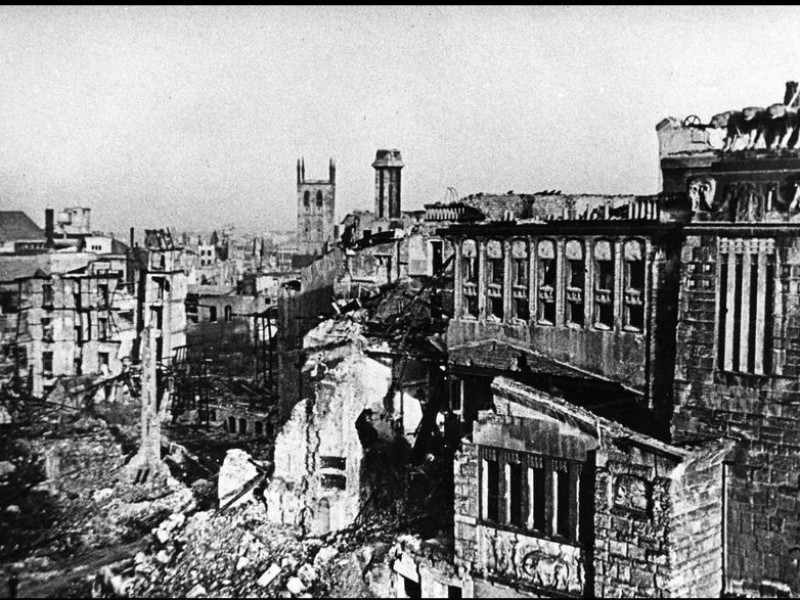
[511,239,530,321]
[98,283,110,307]
[304,191,310,208]
[316,190,324,208]
[593,239,615,329]
[623,239,646,331]
[462,239,479,318]
[486,239,505,319]
[42,283,54,307]
[42,351,53,375]
[565,240,585,326]
[537,239,557,324]
[480,447,581,543]
[41,317,53,342]
[98,317,109,340]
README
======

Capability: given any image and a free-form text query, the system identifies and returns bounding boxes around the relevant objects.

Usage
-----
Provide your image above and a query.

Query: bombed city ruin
[4,7,800,599]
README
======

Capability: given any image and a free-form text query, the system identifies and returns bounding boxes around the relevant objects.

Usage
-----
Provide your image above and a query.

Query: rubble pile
[128,499,399,598]
[0,409,197,597]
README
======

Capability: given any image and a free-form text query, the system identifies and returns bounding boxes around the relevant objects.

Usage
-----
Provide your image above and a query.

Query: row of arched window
[303,190,326,209]
[460,237,647,331]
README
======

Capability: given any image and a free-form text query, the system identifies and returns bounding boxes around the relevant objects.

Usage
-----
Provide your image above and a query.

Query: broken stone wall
[265,351,392,536]
[667,442,728,598]
[672,233,800,597]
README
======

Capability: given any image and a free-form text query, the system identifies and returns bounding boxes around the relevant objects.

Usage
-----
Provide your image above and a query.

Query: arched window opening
[537,239,557,324]
[511,239,529,321]
[486,240,504,319]
[565,240,585,326]
[624,239,645,331]
[594,240,615,329]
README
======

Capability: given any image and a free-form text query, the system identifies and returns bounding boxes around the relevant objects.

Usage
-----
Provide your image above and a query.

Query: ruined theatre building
[404,95,800,597]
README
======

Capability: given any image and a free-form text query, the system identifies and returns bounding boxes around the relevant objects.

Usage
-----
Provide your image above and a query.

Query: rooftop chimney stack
[45,208,54,248]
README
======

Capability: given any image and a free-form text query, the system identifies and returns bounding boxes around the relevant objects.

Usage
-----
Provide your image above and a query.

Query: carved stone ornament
[688,177,717,212]
[481,526,584,595]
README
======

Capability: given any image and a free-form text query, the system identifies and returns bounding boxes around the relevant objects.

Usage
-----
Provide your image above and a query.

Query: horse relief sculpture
[482,527,584,594]
[520,548,581,592]
[710,104,800,152]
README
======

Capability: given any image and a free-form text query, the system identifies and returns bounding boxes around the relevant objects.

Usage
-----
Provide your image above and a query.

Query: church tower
[372,149,404,221]
[296,158,336,255]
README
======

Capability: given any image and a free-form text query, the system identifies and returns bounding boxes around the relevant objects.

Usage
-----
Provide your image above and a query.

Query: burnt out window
[98,283,109,308]
[319,456,346,470]
[98,317,108,341]
[316,190,323,208]
[304,191,310,208]
[462,239,479,318]
[511,239,529,322]
[537,239,557,324]
[624,239,646,331]
[565,240,585,327]
[486,240,504,320]
[42,351,53,375]
[41,317,53,342]
[594,239,615,329]
[320,474,347,490]
[42,283,54,307]
[483,453,501,522]
[480,447,582,544]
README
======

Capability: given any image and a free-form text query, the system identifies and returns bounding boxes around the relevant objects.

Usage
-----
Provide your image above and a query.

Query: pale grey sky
[2,6,800,234]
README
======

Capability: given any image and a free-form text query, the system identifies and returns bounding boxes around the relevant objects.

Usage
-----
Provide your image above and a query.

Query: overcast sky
[3,6,800,235]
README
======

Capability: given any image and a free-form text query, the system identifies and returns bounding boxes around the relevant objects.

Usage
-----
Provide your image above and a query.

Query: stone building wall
[672,231,800,596]
[265,348,392,537]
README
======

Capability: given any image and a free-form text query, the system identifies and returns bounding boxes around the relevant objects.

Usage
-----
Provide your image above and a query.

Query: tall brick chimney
[45,208,54,248]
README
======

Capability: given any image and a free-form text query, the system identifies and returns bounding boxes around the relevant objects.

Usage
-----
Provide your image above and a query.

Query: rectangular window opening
[508,462,523,527]
[515,297,530,321]
[531,466,546,532]
[556,469,571,538]
[486,459,500,523]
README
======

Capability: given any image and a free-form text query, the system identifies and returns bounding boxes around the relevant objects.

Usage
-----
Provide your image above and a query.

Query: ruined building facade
[416,89,800,596]
[296,158,336,256]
